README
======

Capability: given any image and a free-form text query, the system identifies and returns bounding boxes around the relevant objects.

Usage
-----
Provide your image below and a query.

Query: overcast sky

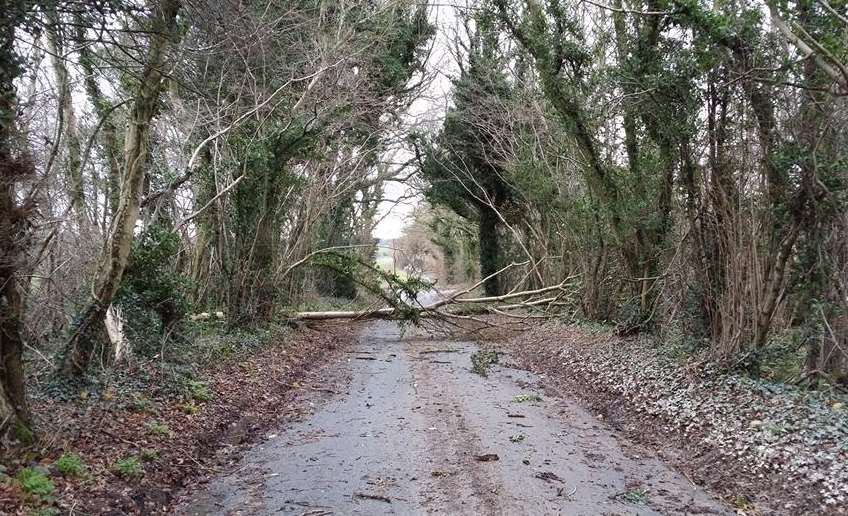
[371,2,461,240]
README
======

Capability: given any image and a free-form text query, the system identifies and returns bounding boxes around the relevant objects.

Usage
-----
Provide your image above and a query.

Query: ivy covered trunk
[227,127,310,324]
[315,196,358,300]
[0,4,32,440]
[46,6,86,227]
[478,207,502,296]
[252,170,281,322]
[0,280,31,442]
[0,181,31,441]
[62,0,181,376]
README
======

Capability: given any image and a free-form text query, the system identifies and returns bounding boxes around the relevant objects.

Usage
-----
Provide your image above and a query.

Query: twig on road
[354,492,392,503]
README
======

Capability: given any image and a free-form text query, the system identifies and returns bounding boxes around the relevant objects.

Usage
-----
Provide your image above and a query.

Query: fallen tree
[291,259,578,323]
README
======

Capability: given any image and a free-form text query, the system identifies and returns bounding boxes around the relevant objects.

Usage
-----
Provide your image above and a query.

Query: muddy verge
[0,322,355,515]
[484,321,848,516]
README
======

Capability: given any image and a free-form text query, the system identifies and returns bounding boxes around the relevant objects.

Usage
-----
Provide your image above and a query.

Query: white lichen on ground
[512,321,848,510]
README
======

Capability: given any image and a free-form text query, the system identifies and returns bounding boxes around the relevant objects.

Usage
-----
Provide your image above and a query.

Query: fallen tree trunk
[292,276,577,321]
[294,308,397,320]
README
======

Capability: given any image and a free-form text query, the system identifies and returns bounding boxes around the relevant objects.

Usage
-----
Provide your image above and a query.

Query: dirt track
[181,320,730,515]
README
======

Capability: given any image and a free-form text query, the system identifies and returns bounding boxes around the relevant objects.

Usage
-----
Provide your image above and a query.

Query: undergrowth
[55,453,85,477]
[15,468,55,497]
[112,456,143,480]
[26,319,284,413]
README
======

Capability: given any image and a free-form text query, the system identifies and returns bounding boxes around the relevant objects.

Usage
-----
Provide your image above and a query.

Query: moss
[186,380,213,402]
[55,452,85,477]
[112,456,143,479]
[15,467,54,497]
[14,420,34,445]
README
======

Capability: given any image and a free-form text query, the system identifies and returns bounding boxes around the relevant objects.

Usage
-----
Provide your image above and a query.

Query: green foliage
[112,456,143,479]
[118,223,191,354]
[226,122,317,322]
[186,380,213,402]
[15,468,54,497]
[14,420,34,446]
[123,224,187,302]
[28,508,60,516]
[512,394,543,403]
[745,332,806,384]
[621,488,648,505]
[313,199,359,300]
[417,20,517,295]
[55,453,85,477]
[140,449,160,462]
[146,421,171,437]
[366,5,434,92]
[471,350,500,377]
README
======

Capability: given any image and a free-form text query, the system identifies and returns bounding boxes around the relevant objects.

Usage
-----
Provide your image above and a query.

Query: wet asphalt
[181,320,730,516]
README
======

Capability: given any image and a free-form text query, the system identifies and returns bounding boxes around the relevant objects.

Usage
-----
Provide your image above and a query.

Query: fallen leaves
[496,320,848,513]
[0,322,355,515]
[512,394,542,403]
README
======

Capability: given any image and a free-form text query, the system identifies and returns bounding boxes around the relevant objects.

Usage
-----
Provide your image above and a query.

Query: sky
[371,2,461,240]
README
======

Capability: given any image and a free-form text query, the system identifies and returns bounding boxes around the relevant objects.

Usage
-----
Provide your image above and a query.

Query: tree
[62,0,181,376]
[0,0,35,441]
[493,0,695,328]
[420,16,515,296]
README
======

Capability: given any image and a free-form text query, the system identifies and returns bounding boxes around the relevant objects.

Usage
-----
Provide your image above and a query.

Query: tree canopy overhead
[1,0,847,448]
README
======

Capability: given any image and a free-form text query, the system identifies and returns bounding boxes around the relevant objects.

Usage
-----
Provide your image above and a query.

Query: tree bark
[75,15,122,223]
[0,277,31,442]
[46,8,86,227]
[0,5,33,440]
[62,0,181,376]
[479,206,501,296]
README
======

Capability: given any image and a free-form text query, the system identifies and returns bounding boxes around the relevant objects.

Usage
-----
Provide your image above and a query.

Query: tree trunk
[251,164,281,322]
[75,15,122,223]
[0,188,32,442]
[62,0,181,376]
[0,278,31,443]
[46,8,86,227]
[479,206,501,296]
[0,7,33,440]
[188,146,214,305]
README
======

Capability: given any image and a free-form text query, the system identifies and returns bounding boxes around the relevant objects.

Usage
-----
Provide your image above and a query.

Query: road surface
[181,320,729,515]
